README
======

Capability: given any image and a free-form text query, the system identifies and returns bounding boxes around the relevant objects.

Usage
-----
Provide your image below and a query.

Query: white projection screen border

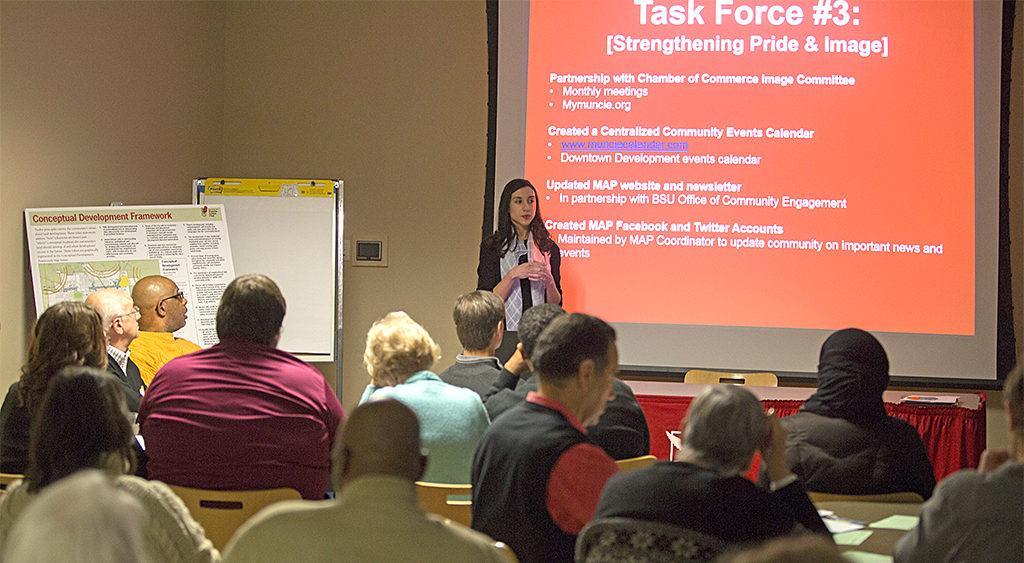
[490,0,1006,383]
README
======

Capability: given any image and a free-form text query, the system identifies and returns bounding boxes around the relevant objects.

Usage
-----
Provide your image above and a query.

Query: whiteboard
[195,178,341,361]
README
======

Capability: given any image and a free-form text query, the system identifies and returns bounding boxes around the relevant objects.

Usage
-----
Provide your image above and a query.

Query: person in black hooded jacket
[757,328,936,499]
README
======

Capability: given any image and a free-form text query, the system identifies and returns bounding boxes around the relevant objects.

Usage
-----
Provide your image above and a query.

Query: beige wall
[0,1,1021,424]
[217,1,488,408]
[0,1,226,393]
[0,1,487,411]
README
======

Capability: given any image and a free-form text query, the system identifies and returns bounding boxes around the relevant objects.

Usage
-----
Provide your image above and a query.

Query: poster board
[195,178,341,362]
[24,205,235,348]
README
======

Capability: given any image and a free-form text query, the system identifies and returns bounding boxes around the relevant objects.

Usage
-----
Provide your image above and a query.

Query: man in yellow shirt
[129,275,201,385]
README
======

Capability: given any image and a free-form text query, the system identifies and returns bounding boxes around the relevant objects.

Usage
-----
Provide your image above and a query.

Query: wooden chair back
[0,473,23,489]
[167,485,301,550]
[415,481,473,528]
[808,491,924,503]
[684,370,778,387]
[614,455,657,473]
[0,473,23,504]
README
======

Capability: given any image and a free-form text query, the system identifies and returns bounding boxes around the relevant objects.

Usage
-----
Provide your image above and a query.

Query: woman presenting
[478,178,562,338]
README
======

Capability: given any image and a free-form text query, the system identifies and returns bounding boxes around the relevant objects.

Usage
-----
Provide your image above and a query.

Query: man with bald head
[129,275,201,385]
[222,400,507,563]
[84,288,146,411]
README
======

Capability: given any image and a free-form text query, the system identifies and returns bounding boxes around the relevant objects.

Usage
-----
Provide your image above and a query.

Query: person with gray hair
[85,288,146,411]
[677,384,773,475]
[893,364,1024,562]
[594,385,830,544]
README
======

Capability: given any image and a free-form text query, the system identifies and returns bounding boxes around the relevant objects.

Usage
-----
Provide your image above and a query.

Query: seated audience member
[471,313,620,563]
[438,290,528,397]
[0,301,107,473]
[484,304,650,460]
[758,328,935,499]
[129,275,202,385]
[594,385,830,544]
[3,470,148,563]
[139,274,344,500]
[893,364,1024,562]
[0,367,217,563]
[478,304,562,419]
[222,400,506,563]
[85,288,147,412]
[359,311,489,483]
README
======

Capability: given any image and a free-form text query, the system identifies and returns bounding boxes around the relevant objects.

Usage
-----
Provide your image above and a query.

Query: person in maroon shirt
[138,274,345,500]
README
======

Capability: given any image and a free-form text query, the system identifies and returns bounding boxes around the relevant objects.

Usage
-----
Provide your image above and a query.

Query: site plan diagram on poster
[25,205,235,348]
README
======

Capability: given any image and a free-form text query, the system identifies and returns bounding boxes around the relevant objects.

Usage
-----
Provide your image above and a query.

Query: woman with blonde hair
[0,301,107,473]
[359,311,489,483]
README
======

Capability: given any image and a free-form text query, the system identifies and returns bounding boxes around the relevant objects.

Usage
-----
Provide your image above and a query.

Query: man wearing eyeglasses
[129,275,201,386]
[84,288,147,411]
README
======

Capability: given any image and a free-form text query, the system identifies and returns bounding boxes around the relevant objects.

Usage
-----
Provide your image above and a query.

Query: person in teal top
[359,312,490,484]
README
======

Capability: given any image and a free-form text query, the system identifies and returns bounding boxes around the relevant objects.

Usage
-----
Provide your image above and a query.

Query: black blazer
[106,353,146,412]
[476,240,563,304]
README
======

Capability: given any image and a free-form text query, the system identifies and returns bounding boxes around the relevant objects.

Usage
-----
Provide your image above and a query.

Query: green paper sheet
[842,551,893,563]
[869,514,920,530]
[834,529,873,546]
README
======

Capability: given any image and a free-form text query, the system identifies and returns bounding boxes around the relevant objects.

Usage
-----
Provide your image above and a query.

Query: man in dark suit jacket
[85,289,146,412]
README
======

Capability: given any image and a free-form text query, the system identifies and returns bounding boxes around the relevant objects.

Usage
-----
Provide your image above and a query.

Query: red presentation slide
[524,0,975,335]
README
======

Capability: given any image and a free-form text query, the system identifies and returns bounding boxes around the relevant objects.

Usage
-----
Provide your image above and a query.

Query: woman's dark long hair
[25,366,136,493]
[19,301,107,414]
[484,178,555,255]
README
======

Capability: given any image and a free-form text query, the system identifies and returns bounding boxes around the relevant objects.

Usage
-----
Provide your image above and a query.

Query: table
[627,381,986,482]
[815,500,923,556]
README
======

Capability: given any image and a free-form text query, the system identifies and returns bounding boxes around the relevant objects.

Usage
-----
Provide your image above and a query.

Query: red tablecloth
[630,382,985,483]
